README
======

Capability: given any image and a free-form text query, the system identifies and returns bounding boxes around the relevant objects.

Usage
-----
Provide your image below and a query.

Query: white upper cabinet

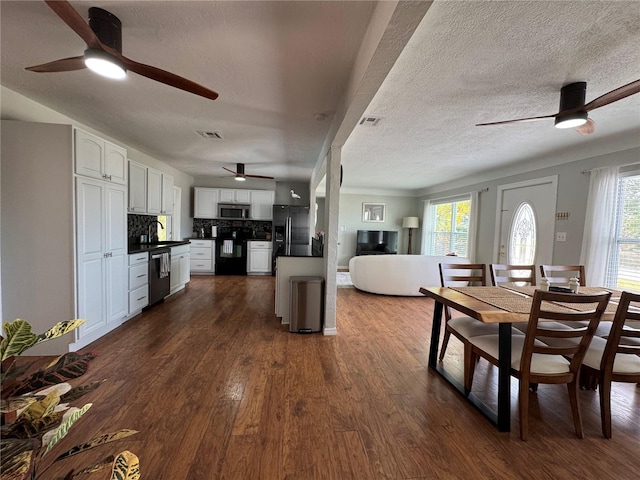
[235,189,251,203]
[104,143,127,185]
[250,190,275,220]
[147,167,163,214]
[219,188,251,204]
[75,129,126,185]
[128,161,147,213]
[194,187,219,219]
[194,188,274,219]
[129,162,174,215]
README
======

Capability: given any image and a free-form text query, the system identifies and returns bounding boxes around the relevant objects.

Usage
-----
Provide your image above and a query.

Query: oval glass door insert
[509,202,537,265]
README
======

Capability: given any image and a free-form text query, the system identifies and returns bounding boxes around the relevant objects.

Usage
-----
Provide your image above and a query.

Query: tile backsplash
[128,214,159,244]
[193,218,272,238]
[128,215,273,244]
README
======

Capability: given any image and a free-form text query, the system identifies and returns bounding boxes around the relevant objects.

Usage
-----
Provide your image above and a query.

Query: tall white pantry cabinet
[0,121,128,354]
[74,130,128,348]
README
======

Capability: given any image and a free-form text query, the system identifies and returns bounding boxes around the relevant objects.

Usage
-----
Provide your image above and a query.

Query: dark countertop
[128,240,192,254]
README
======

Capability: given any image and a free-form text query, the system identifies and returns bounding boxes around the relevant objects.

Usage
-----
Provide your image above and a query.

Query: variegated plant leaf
[60,380,105,404]
[0,320,38,361]
[36,383,72,398]
[35,319,85,345]
[54,429,139,462]
[1,358,35,386]
[110,451,140,480]
[42,403,92,456]
[2,412,64,439]
[0,396,40,414]
[45,355,63,369]
[17,390,60,422]
[65,455,115,478]
[0,438,37,480]
[10,352,97,397]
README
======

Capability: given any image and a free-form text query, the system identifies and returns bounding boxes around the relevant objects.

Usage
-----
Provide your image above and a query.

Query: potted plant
[1,318,139,480]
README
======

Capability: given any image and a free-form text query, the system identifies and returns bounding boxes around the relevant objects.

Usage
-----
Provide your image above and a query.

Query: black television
[356,230,398,256]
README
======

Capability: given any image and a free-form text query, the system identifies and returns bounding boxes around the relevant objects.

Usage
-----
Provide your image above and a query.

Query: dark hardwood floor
[35,276,639,479]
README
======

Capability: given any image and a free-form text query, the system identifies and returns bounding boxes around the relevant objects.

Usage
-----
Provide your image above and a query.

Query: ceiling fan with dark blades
[25,0,218,101]
[223,163,274,182]
[476,79,640,135]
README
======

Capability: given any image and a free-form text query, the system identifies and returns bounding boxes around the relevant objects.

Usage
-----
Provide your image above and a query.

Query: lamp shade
[402,216,420,229]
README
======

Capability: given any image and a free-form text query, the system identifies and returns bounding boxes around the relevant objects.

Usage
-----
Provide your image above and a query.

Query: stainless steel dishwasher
[148,247,171,306]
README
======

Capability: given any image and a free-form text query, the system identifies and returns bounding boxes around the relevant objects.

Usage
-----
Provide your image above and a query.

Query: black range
[216,227,252,275]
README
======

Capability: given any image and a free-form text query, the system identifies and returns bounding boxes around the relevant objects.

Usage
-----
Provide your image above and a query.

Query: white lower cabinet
[170,245,191,294]
[247,241,272,274]
[76,177,128,344]
[128,252,149,314]
[190,239,215,273]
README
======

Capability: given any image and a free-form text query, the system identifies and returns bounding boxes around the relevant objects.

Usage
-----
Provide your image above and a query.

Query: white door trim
[493,175,558,263]
[173,186,182,240]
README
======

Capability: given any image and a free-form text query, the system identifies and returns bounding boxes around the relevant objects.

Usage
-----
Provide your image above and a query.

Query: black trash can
[289,276,324,333]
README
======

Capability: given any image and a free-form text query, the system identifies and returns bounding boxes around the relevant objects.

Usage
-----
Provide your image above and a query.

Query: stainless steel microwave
[219,203,250,219]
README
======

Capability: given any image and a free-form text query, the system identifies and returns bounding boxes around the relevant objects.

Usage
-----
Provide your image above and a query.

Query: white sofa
[348,254,470,296]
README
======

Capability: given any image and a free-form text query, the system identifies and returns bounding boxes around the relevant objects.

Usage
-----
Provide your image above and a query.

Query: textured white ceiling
[343,0,640,194]
[1,1,639,193]
[0,0,375,181]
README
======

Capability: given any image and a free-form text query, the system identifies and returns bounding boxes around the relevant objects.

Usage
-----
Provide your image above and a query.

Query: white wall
[275,181,310,206]
[1,121,76,353]
[337,193,420,268]
[419,148,640,266]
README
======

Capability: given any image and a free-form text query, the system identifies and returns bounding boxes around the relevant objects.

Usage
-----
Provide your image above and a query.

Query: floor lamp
[402,216,420,254]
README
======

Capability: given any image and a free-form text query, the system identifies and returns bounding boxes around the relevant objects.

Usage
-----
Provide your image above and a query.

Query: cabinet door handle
[137,296,146,301]
[136,274,145,278]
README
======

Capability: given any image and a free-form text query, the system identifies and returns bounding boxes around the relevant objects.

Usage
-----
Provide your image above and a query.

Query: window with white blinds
[606,173,640,291]
[423,193,476,257]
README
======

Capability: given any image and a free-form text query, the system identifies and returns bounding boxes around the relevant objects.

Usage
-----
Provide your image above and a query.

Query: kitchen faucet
[149,220,164,242]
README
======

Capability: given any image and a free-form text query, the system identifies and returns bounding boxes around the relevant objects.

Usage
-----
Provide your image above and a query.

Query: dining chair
[438,263,498,361]
[540,264,587,286]
[581,291,640,438]
[490,264,536,287]
[464,290,611,440]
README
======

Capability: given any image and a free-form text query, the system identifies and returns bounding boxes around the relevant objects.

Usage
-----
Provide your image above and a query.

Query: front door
[495,176,558,266]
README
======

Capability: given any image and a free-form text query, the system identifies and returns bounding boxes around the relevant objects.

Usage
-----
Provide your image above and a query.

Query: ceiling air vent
[196,130,224,139]
[359,116,381,126]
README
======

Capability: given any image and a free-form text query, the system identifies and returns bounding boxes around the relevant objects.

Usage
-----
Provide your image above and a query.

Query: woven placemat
[450,287,576,314]
[450,286,610,314]
[450,286,524,298]
[501,285,537,297]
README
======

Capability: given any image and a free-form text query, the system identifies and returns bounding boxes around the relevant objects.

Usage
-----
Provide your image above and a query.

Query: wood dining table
[419,285,621,432]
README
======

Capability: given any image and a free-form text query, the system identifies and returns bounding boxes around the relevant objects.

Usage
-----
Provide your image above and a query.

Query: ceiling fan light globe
[554,112,588,129]
[84,49,126,80]
[234,175,246,182]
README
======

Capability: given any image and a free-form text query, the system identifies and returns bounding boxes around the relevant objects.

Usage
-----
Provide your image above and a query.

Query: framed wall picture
[362,203,385,222]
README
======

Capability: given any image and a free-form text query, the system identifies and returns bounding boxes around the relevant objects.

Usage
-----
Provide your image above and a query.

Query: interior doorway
[494,176,558,266]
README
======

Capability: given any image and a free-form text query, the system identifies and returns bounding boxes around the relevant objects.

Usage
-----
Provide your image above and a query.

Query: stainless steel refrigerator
[272,205,311,273]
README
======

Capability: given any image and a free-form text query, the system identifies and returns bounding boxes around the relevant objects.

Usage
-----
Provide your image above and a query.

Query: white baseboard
[323,326,337,336]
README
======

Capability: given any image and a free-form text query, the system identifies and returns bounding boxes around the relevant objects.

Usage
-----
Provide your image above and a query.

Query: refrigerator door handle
[286,217,292,255]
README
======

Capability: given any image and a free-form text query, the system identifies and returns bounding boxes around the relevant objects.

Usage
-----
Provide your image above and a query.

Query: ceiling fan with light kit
[476,78,640,135]
[26,0,218,101]
[223,163,274,182]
